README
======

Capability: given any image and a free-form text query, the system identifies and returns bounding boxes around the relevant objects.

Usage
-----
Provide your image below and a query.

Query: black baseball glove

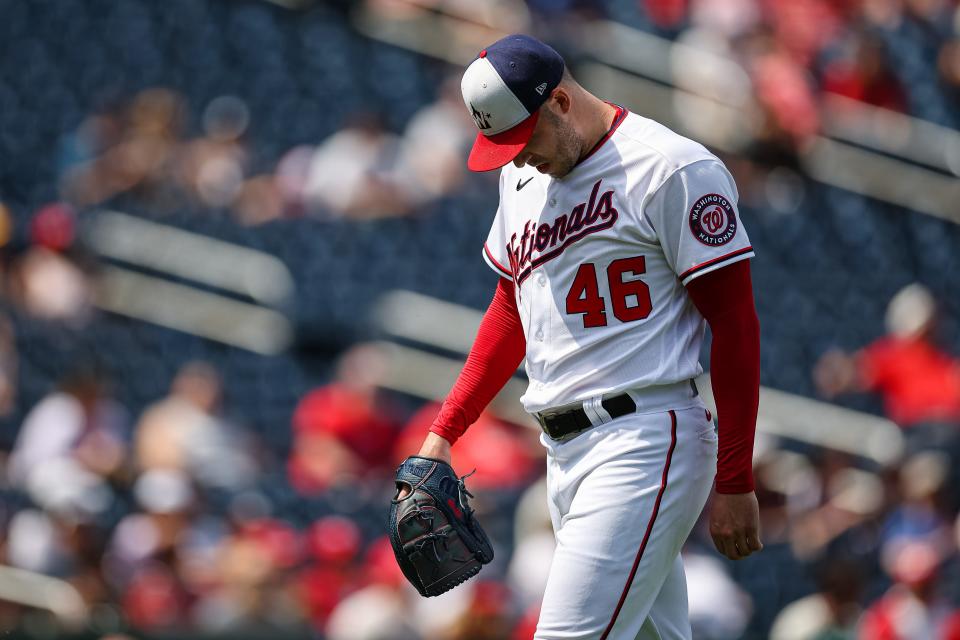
[388,456,494,597]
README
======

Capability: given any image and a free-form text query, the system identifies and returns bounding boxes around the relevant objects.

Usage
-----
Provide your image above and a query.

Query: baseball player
[407,34,762,639]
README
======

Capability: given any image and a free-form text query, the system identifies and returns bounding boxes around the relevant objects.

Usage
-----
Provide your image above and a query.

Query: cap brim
[467,110,539,172]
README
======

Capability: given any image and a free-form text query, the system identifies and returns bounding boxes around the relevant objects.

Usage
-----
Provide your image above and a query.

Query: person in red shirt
[288,344,402,494]
[822,30,907,112]
[815,283,960,427]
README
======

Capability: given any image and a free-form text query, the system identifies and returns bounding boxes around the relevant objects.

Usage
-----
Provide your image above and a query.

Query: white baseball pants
[535,400,717,640]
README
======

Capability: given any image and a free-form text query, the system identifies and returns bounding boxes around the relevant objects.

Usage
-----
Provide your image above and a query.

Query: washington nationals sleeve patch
[689,194,737,247]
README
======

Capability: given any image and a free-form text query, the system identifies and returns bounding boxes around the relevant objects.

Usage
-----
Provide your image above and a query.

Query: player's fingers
[710,525,735,559]
[746,529,764,552]
[710,532,726,558]
[713,533,740,560]
[733,534,754,559]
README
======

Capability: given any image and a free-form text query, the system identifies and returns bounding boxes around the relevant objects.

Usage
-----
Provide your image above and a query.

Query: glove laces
[457,469,477,515]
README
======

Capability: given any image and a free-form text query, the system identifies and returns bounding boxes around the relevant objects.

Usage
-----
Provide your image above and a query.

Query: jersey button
[549,198,557,207]
[535,330,544,341]
[538,274,546,286]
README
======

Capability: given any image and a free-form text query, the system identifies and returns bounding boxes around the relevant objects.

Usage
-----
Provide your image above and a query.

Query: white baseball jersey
[482,108,754,414]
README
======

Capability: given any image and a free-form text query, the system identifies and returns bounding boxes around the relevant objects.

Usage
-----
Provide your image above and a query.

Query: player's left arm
[686,259,762,561]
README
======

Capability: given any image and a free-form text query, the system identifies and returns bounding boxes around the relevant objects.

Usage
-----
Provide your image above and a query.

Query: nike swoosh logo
[516,177,534,191]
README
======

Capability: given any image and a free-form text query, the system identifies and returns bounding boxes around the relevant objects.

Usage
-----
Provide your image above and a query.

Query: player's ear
[550,87,572,114]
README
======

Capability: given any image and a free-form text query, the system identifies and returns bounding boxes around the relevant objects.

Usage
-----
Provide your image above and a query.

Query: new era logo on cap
[461,34,565,172]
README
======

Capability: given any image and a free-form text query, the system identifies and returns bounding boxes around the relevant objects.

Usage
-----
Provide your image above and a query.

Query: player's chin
[544,163,573,179]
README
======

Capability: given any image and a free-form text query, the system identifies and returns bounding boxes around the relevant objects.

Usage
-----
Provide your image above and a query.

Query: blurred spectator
[57,97,126,180]
[512,605,541,640]
[770,557,864,640]
[881,452,953,547]
[135,361,259,491]
[507,478,555,609]
[763,0,844,67]
[194,518,301,632]
[393,76,475,207]
[822,30,907,112]
[297,516,361,629]
[688,0,760,39]
[288,344,402,495]
[815,284,960,429]
[902,0,955,37]
[122,561,189,630]
[751,445,817,541]
[939,38,960,103]
[6,203,94,325]
[789,467,886,561]
[644,0,689,31]
[444,580,515,640]
[233,174,286,226]
[858,538,959,639]
[60,88,186,208]
[325,584,418,640]
[684,548,752,639]
[323,537,416,640]
[743,31,821,154]
[7,370,127,520]
[174,95,251,210]
[106,470,198,595]
[301,113,412,219]
[5,508,70,575]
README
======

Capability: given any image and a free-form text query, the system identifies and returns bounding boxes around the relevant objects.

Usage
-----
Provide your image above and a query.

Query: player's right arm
[413,276,526,465]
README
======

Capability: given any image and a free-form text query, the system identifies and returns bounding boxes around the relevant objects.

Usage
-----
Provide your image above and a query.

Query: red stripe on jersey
[679,246,753,282]
[599,410,678,640]
[483,243,512,277]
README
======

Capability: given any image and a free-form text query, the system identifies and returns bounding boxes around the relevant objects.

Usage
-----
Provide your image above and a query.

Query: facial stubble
[541,108,584,179]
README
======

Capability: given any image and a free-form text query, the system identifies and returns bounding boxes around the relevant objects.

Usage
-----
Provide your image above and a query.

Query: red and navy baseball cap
[461,35,565,172]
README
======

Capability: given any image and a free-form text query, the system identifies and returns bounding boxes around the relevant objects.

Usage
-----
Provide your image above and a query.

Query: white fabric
[7,392,85,485]
[536,404,717,639]
[461,57,531,135]
[483,110,754,413]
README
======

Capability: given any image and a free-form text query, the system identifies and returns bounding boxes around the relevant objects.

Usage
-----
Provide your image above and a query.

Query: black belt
[535,381,699,441]
[536,393,637,440]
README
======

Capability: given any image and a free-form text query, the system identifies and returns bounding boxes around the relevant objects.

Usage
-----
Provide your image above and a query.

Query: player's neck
[576,96,619,163]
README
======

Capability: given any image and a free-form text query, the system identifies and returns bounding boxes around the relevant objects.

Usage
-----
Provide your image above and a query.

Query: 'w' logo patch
[470,103,492,130]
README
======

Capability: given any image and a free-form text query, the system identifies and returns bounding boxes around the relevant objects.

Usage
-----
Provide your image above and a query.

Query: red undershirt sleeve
[429,277,527,445]
[685,259,760,494]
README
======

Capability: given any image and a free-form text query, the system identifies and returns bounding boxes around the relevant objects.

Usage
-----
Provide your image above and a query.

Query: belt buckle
[536,404,586,442]
[535,409,555,433]
[535,412,547,430]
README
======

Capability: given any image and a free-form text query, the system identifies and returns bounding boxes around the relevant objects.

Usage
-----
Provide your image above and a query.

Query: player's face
[512,105,583,179]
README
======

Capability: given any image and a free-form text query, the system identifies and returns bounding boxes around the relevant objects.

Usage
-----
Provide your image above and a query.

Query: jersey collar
[575,103,627,169]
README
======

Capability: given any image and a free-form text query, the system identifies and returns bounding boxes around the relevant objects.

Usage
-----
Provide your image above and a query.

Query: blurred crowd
[0,0,958,638]
[53,79,476,225]
[0,288,958,639]
[665,0,960,172]
[0,345,546,639]
[41,0,960,230]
